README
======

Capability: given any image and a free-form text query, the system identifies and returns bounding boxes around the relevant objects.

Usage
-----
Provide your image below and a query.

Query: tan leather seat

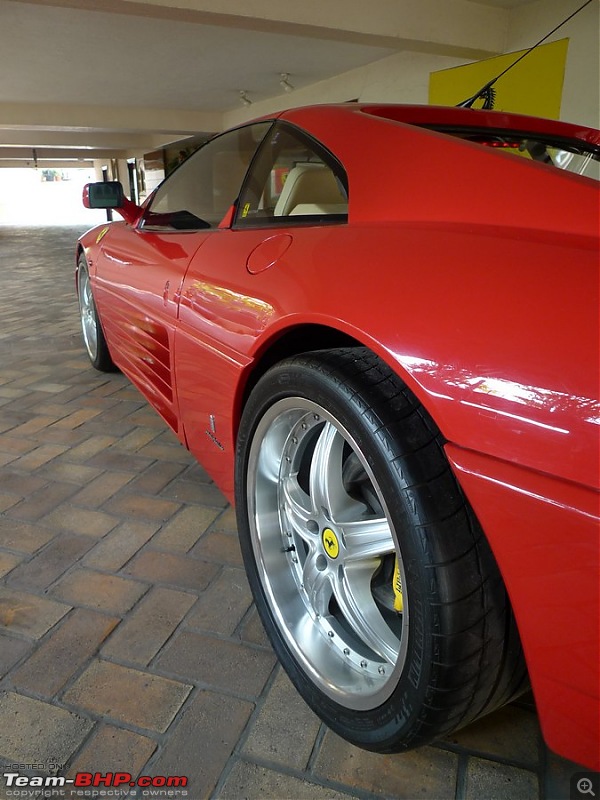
[274,163,347,216]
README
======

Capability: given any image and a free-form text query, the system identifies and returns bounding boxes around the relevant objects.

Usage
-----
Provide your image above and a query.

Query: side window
[234,122,348,227]
[141,121,272,231]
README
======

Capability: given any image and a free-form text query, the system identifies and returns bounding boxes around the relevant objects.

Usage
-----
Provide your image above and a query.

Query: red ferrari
[77,103,599,768]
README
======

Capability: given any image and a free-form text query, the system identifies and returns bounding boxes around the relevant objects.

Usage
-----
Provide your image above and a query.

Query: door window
[234,123,348,227]
[141,122,272,232]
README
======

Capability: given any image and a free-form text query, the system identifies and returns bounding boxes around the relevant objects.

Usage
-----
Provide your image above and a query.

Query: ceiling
[473,0,538,5]
[0,0,542,168]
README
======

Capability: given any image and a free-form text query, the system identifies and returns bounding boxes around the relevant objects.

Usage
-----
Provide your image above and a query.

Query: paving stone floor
[0,225,585,800]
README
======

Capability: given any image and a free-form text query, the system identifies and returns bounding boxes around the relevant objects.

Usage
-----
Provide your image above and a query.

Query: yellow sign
[429,38,569,120]
[322,528,339,559]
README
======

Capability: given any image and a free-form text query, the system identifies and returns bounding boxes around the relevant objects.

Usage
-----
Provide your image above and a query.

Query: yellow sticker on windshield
[241,203,251,218]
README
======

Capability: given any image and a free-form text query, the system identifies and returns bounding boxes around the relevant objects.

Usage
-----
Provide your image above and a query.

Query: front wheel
[77,256,115,372]
[235,348,527,752]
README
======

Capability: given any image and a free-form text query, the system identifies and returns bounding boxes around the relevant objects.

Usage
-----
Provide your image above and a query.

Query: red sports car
[77,103,599,768]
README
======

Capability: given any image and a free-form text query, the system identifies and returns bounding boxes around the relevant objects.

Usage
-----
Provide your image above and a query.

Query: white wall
[505,0,599,128]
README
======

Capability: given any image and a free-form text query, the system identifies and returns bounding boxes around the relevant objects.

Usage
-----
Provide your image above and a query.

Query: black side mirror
[83,181,125,209]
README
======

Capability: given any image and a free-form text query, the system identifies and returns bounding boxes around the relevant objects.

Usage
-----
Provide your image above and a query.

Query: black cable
[457,0,595,109]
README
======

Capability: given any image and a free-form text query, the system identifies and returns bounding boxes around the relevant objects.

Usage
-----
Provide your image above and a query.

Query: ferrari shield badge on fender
[95,226,110,244]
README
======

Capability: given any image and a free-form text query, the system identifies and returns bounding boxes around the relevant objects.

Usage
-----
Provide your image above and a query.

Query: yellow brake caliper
[392,556,404,612]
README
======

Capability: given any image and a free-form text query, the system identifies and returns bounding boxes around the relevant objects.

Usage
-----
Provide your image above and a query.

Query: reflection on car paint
[399,354,598,434]
[183,280,275,337]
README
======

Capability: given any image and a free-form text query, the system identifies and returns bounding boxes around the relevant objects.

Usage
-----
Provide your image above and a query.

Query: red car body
[77,104,599,768]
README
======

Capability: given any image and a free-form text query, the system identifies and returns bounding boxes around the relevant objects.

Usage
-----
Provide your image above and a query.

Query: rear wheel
[235,348,527,752]
[77,256,115,372]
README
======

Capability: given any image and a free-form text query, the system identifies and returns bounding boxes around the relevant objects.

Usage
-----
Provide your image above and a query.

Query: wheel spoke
[340,517,396,562]
[303,553,334,617]
[281,475,316,543]
[334,562,399,663]
[309,421,348,518]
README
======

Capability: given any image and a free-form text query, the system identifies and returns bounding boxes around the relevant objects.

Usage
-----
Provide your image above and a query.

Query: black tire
[77,256,116,372]
[235,347,527,752]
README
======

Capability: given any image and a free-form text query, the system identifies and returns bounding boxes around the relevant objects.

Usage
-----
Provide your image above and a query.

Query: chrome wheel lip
[78,268,98,362]
[247,396,409,710]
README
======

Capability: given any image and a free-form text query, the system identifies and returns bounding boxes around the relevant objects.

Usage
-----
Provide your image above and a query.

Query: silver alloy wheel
[247,397,408,710]
[78,268,98,362]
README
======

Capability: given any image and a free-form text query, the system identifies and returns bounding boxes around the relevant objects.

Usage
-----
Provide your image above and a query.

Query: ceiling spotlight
[239,90,252,107]
[279,73,294,93]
